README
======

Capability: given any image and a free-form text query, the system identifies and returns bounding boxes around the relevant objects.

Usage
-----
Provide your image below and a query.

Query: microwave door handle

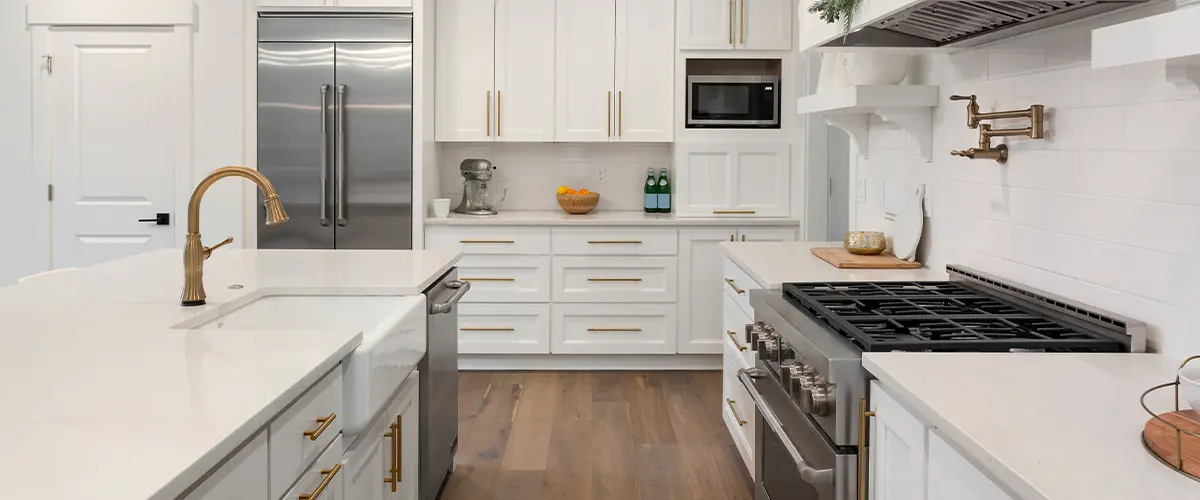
[738,368,835,486]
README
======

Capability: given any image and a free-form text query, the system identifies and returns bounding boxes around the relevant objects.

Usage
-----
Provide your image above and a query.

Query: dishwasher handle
[738,368,835,486]
[429,280,470,315]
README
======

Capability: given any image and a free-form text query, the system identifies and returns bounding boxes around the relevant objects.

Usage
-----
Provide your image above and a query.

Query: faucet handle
[949,94,976,101]
[203,237,234,259]
[950,149,976,159]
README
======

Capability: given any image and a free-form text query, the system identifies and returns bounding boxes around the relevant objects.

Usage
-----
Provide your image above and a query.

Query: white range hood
[798,0,1154,51]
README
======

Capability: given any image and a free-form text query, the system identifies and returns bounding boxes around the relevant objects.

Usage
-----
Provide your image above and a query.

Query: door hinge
[42,55,52,75]
[47,184,53,201]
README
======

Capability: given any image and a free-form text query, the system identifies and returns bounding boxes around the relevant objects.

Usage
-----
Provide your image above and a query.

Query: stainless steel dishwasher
[421,269,468,500]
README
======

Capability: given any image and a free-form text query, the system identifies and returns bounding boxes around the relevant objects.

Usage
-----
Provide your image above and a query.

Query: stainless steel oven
[686,75,780,128]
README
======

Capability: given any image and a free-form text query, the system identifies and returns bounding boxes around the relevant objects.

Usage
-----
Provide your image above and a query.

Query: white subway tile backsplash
[1122,99,1200,152]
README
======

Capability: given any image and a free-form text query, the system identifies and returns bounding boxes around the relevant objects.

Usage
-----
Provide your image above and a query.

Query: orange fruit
[578,188,590,195]
[566,188,577,195]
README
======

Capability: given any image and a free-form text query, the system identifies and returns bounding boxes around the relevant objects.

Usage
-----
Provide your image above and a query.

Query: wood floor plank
[501,372,560,471]
[627,372,677,445]
[591,401,640,500]
[541,372,594,500]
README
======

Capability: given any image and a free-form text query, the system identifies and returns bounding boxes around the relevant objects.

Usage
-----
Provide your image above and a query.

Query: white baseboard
[458,354,721,371]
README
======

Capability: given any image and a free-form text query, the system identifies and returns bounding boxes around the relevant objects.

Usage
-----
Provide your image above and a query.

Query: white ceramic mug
[431,198,451,218]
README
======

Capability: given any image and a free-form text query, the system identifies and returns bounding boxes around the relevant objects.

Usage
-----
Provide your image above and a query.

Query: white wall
[0,1,38,285]
[439,143,671,211]
[851,9,1200,356]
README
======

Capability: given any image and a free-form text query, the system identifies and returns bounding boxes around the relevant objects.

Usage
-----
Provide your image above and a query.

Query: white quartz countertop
[0,248,461,500]
[426,210,802,226]
[720,241,947,288]
[864,353,1198,500]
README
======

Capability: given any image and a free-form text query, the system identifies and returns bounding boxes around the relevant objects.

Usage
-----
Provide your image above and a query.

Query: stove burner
[783,281,1124,352]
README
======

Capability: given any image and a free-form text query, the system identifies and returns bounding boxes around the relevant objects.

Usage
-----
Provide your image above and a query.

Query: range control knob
[788,365,816,396]
[800,381,836,417]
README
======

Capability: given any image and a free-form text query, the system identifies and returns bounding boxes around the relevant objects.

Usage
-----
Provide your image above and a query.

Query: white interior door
[494,0,556,142]
[435,0,496,141]
[48,27,188,268]
[615,0,674,142]
[555,0,616,142]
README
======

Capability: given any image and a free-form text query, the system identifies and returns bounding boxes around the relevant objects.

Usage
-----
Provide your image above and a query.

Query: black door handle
[138,213,170,225]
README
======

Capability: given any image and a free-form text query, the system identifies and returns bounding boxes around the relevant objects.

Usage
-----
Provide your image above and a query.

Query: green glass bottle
[656,168,672,214]
[643,168,658,213]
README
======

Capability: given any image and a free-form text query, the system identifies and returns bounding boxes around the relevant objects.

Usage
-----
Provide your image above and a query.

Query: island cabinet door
[183,431,268,500]
[868,380,929,500]
[345,375,419,500]
[927,431,1016,500]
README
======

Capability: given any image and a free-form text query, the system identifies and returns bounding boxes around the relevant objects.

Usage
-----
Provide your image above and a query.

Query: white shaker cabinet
[677,0,792,51]
[674,142,791,218]
[436,0,555,142]
[614,0,674,141]
[555,0,617,142]
[677,0,736,50]
[737,0,792,50]
[344,374,420,500]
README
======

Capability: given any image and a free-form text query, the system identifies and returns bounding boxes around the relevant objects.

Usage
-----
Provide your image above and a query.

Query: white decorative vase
[842,53,912,85]
[816,52,850,93]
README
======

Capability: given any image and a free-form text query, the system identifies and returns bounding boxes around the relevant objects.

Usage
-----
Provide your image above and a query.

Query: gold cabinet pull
[741,234,746,242]
[383,415,403,489]
[459,239,514,244]
[713,210,756,215]
[587,278,642,282]
[739,0,745,44]
[727,399,747,426]
[618,90,623,136]
[858,398,876,500]
[588,239,642,244]
[496,90,502,137]
[303,413,336,441]
[587,327,642,332]
[725,278,745,294]
[460,277,515,282]
[730,234,734,242]
[460,326,516,331]
[486,91,491,136]
[727,330,747,351]
[299,463,342,500]
[607,91,612,137]
[383,422,398,491]
[728,0,734,44]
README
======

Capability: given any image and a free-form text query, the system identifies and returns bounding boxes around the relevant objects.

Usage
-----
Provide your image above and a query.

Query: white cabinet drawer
[721,354,755,477]
[459,303,551,354]
[425,227,551,255]
[552,256,677,303]
[282,435,345,500]
[723,293,755,369]
[722,256,761,317]
[270,368,344,500]
[457,255,550,302]
[551,303,676,354]
[551,227,678,255]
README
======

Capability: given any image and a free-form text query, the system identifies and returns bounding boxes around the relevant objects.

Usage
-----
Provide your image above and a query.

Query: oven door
[686,75,779,128]
[739,366,856,500]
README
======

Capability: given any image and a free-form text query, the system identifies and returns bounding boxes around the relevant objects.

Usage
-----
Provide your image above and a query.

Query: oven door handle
[738,368,836,487]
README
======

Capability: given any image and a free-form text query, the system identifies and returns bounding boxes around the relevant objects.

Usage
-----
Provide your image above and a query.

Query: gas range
[735,265,1145,500]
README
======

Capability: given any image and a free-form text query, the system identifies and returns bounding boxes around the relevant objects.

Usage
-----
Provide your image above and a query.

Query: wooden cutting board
[811,247,922,269]
[1144,409,1200,478]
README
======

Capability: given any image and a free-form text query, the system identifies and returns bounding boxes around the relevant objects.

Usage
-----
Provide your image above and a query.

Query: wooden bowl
[557,193,600,214]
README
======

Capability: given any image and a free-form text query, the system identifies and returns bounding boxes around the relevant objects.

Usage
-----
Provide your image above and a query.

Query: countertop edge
[720,243,783,289]
[424,214,803,227]
[149,332,364,500]
[862,355,1048,500]
[416,252,463,292]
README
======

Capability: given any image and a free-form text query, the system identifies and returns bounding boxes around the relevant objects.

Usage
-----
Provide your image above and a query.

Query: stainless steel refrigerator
[257,13,413,250]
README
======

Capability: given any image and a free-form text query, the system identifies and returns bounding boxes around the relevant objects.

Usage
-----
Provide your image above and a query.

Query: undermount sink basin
[196,295,406,331]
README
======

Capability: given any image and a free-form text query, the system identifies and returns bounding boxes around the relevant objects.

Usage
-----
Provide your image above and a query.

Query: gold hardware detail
[730,234,734,242]
[727,330,747,351]
[725,278,745,294]
[486,91,491,137]
[383,422,398,491]
[727,399,747,426]
[739,0,745,44]
[461,327,516,331]
[303,413,337,441]
[618,91,623,136]
[607,91,612,138]
[383,414,402,488]
[460,277,515,282]
[497,90,502,137]
[587,278,643,282]
[299,463,342,500]
[741,234,746,242]
[713,210,756,215]
[949,95,1044,164]
[459,239,514,244]
[587,327,642,332]
[728,0,734,44]
[588,240,642,244]
[858,398,876,500]
[184,167,288,306]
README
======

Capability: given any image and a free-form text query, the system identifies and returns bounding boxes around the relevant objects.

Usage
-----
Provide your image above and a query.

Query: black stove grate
[782,281,1126,352]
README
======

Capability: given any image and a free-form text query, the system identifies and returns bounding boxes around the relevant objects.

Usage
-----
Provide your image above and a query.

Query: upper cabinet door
[615,0,673,142]
[677,0,736,50]
[495,0,556,142]
[436,0,495,141]
[736,0,793,50]
[555,0,616,142]
[732,143,790,217]
[674,144,736,217]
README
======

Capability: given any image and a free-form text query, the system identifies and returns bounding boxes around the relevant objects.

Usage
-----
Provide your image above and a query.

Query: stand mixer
[454,159,507,215]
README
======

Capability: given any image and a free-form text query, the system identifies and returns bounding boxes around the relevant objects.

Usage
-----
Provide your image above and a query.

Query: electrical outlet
[596,167,606,184]
[871,179,886,207]
[856,179,867,202]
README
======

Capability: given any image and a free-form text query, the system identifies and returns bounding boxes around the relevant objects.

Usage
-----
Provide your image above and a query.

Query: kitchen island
[0,248,461,500]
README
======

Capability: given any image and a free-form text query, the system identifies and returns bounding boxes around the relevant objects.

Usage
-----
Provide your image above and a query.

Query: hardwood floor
[441,371,755,500]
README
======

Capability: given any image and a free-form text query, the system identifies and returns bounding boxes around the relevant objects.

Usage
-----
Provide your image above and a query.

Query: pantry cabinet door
[677,0,735,50]
[555,0,616,142]
[436,0,495,141]
[674,144,736,216]
[495,0,556,142]
[736,0,792,50]
[678,228,739,354]
[615,0,674,142]
[732,143,790,217]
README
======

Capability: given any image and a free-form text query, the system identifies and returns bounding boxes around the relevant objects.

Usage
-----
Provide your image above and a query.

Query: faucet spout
[182,166,288,306]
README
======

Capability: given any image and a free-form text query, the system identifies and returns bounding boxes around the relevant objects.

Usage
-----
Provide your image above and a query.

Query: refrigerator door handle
[335,84,348,227]
[319,84,331,226]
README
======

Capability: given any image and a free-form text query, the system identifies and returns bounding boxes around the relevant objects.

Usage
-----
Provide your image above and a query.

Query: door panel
[737,0,792,50]
[555,0,616,142]
[494,0,555,141]
[435,0,495,141]
[258,42,337,250]
[733,144,790,217]
[50,28,184,268]
[334,43,413,249]
[678,228,737,354]
[870,380,928,500]
[674,146,734,216]
[677,0,735,50]
[615,0,674,141]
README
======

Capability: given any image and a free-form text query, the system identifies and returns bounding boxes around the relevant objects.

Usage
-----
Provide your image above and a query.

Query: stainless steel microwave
[686,75,780,128]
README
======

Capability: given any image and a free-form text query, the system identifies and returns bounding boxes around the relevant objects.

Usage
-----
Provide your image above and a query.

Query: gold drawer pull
[587,239,642,244]
[461,277,516,282]
[383,422,398,491]
[459,239,515,244]
[587,278,643,282]
[587,327,642,332]
[713,210,756,215]
[299,463,342,500]
[727,399,747,426]
[303,413,336,441]
[725,278,746,294]
[460,327,516,331]
[727,330,747,351]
